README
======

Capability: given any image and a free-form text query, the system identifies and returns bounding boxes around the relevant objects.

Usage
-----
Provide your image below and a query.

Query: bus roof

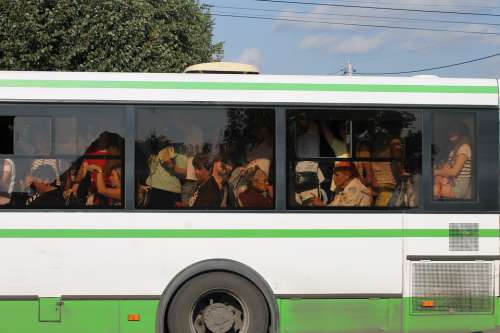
[0,71,498,107]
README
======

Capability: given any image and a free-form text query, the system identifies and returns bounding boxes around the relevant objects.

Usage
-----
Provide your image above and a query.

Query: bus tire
[167,271,269,333]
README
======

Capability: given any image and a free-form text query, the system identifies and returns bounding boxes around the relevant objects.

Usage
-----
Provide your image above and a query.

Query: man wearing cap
[329,161,372,207]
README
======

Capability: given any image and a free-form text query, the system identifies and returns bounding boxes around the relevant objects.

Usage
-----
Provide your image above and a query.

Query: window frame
[423,107,499,213]
[133,105,277,211]
[285,106,424,211]
[0,102,497,213]
[0,103,127,211]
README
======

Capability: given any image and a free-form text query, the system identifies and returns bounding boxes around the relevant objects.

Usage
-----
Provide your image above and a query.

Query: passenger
[182,155,199,206]
[29,159,60,186]
[433,122,473,199]
[355,141,377,190]
[0,158,15,206]
[294,161,326,206]
[310,161,371,207]
[86,163,122,206]
[330,161,372,207]
[238,166,273,208]
[187,153,212,207]
[388,137,413,207]
[26,164,65,208]
[144,145,187,208]
[193,155,233,208]
[371,134,397,207]
[67,132,123,206]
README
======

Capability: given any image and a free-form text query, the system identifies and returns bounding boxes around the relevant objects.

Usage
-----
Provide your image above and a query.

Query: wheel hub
[203,302,234,333]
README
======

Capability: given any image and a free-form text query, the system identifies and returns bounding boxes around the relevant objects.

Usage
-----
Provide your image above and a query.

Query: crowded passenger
[86,163,122,206]
[143,144,187,208]
[310,161,371,207]
[291,111,421,208]
[0,158,15,207]
[371,133,398,207]
[192,155,233,208]
[65,131,123,207]
[433,122,473,200]
[238,166,273,208]
[187,153,212,207]
[26,164,65,208]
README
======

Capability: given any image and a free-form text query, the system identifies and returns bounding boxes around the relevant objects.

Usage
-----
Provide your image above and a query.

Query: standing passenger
[193,155,233,208]
[145,145,187,208]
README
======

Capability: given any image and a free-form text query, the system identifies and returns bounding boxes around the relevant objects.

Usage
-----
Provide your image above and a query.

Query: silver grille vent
[411,262,494,314]
[449,223,479,251]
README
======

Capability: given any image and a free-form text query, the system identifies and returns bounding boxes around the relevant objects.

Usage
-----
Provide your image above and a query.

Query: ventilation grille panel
[411,262,494,314]
[449,223,479,251]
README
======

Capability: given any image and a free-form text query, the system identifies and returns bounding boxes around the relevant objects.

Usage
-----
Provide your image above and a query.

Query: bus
[0,71,498,333]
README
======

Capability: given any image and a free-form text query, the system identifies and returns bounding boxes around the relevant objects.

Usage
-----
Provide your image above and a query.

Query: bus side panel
[0,213,404,297]
[279,298,403,333]
[0,299,158,333]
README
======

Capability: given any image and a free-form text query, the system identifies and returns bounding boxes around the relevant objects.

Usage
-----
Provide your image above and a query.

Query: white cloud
[237,48,264,68]
[272,0,500,56]
[299,33,387,54]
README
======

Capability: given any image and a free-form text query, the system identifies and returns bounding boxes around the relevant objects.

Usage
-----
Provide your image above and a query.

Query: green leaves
[0,0,223,72]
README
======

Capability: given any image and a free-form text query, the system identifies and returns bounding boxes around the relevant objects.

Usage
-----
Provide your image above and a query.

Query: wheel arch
[156,258,279,333]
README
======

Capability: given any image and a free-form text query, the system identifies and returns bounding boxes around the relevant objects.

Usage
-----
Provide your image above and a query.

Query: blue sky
[202,0,500,78]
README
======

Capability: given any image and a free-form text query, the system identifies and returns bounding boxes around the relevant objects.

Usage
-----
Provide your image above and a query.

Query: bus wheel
[167,271,269,333]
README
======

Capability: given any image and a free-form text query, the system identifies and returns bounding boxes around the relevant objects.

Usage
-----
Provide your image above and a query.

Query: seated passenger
[238,166,273,208]
[26,165,65,208]
[294,161,326,206]
[193,155,233,208]
[144,145,187,208]
[0,158,15,206]
[86,164,122,206]
[29,158,61,186]
[433,122,472,199]
[329,161,371,207]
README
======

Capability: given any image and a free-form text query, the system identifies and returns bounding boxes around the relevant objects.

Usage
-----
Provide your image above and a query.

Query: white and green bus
[0,71,498,333]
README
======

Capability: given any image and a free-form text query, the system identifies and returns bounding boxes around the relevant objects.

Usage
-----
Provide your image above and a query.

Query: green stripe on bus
[0,79,497,94]
[0,229,497,238]
[0,298,499,333]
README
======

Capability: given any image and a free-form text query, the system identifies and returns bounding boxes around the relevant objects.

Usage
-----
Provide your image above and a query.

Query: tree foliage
[0,0,223,72]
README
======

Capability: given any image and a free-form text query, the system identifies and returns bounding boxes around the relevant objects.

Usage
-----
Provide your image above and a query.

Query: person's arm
[320,123,348,156]
[159,150,187,179]
[89,165,121,200]
[434,154,468,178]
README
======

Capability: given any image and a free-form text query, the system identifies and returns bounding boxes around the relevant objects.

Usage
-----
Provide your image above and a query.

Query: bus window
[0,105,125,210]
[135,107,275,210]
[287,109,422,209]
[432,113,475,201]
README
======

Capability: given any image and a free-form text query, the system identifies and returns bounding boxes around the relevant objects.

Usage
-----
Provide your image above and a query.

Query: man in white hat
[329,161,372,207]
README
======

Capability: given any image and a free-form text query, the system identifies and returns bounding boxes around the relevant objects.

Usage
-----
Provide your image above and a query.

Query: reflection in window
[0,105,125,209]
[432,113,475,201]
[288,109,421,209]
[135,107,274,209]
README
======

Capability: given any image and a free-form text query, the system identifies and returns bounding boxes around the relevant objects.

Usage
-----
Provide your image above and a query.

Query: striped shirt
[448,144,472,179]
